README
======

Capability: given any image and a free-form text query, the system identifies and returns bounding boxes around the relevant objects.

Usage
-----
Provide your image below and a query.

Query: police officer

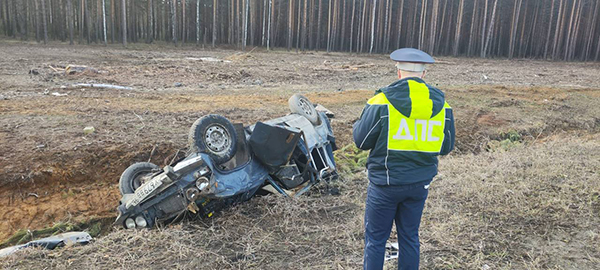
[353,48,455,270]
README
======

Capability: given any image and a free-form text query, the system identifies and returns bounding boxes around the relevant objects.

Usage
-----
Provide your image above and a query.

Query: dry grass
[421,132,600,269]
[447,86,600,154]
[2,133,598,269]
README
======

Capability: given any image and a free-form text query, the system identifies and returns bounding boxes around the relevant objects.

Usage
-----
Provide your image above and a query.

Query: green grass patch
[334,144,368,174]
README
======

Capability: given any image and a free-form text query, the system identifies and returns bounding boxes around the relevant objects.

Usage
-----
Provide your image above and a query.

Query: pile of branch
[48,64,108,76]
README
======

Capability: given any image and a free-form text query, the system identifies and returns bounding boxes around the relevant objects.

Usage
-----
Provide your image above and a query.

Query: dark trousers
[363,181,429,270]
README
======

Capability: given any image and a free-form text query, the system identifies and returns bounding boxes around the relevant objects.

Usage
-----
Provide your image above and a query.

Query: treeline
[1,0,599,61]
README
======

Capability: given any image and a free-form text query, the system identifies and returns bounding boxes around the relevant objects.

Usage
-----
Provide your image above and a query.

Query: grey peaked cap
[390,48,435,64]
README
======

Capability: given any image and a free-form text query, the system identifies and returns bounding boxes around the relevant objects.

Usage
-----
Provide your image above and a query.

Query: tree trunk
[266,0,271,49]
[7,0,15,37]
[584,0,599,60]
[127,0,131,42]
[341,0,348,50]
[552,0,563,58]
[517,0,528,57]
[260,0,265,46]
[569,0,583,60]
[553,0,566,59]
[369,0,376,53]
[17,0,25,40]
[330,0,335,50]
[418,0,427,50]
[227,0,232,44]
[288,0,293,50]
[301,0,307,50]
[119,0,125,45]
[327,0,331,52]
[10,0,17,38]
[41,0,48,43]
[96,0,101,43]
[0,0,7,36]
[333,0,340,50]
[58,0,66,41]
[384,0,392,51]
[508,0,522,59]
[316,0,321,50]
[85,0,91,43]
[429,0,438,54]
[67,0,74,44]
[442,0,453,54]
[101,0,106,44]
[171,0,177,45]
[79,0,84,43]
[359,0,367,52]
[295,0,300,51]
[164,0,169,41]
[596,28,600,61]
[212,0,216,47]
[196,0,200,46]
[435,0,448,54]
[530,0,542,56]
[145,0,152,43]
[480,0,488,57]
[544,0,556,58]
[563,0,576,59]
[274,0,281,47]
[483,0,497,58]
[243,0,248,49]
[453,0,465,56]
[467,0,478,56]
[308,0,314,49]
[34,0,40,42]
[251,0,256,46]
[395,0,404,49]
[349,0,356,52]
[382,0,390,52]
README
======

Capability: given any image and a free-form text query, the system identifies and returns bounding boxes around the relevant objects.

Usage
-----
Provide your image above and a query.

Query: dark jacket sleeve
[353,104,383,150]
[440,107,455,155]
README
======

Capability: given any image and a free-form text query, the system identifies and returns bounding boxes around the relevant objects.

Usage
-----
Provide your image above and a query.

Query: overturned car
[115,94,338,229]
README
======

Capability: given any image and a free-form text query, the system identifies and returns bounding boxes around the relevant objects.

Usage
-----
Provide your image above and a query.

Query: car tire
[288,94,320,125]
[119,162,160,195]
[188,114,237,164]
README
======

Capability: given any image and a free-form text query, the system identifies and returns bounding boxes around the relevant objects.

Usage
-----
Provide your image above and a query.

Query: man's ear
[421,70,427,79]
[397,69,402,79]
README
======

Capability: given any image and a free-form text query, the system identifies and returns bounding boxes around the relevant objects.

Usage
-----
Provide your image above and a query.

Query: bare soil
[0,41,599,269]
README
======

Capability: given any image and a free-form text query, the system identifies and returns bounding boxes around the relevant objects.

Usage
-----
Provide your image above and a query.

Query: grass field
[0,41,599,269]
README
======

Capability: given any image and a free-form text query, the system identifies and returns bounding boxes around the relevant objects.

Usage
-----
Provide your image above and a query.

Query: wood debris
[73,83,133,90]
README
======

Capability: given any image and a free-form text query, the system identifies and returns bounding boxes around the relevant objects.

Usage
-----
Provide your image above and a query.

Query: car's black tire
[119,162,160,195]
[288,94,320,125]
[188,114,237,164]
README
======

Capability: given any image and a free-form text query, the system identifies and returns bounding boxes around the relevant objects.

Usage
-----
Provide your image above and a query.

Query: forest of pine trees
[1,0,599,61]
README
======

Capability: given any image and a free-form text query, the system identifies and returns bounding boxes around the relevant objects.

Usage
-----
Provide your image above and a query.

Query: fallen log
[73,83,133,90]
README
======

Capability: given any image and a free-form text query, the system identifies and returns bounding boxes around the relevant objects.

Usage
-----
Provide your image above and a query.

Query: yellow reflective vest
[367,80,450,153]
[353,78,455,185]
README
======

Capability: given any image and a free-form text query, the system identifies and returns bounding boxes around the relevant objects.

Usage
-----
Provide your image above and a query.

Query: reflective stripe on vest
[368,81,450,153]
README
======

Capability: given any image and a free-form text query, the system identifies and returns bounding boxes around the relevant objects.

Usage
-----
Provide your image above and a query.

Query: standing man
[353,48,455,270]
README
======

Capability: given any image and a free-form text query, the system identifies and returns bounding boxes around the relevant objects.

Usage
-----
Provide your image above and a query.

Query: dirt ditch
[0,143,178,242]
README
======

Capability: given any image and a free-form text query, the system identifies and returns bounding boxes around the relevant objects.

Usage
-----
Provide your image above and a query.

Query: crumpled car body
[115,99,337,229]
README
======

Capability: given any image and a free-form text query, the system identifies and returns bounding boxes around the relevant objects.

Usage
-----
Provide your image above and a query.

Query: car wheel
[288,94,320,125]
[119,162,160,195]
[188,114,238,164]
